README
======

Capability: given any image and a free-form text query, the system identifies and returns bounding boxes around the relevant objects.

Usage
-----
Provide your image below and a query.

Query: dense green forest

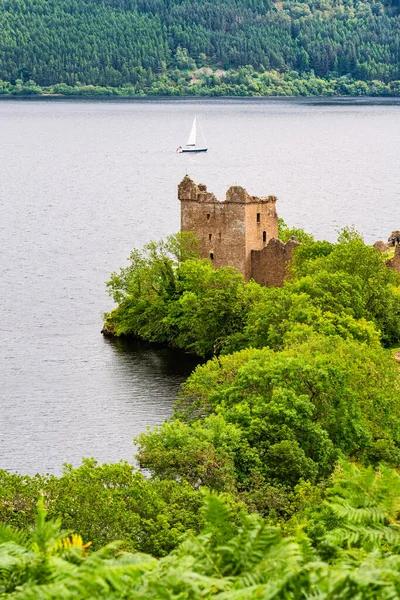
[2,0,400,95]
[2,226,400,595]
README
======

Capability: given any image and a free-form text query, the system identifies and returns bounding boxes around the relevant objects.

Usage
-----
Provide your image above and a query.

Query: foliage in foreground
[3,462,400,598]
[0,460,209,556]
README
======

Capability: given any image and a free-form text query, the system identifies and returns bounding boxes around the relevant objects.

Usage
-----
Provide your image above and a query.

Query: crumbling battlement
[179,175,295,286]
[178,175,277,206]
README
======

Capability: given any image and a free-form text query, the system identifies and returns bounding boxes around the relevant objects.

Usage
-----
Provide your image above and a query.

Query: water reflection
[104,336,201,379]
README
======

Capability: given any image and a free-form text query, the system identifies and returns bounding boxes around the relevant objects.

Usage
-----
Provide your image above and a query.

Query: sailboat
[177,117,208,153]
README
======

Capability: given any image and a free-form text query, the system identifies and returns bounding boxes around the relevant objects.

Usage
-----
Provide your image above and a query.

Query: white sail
[186,117,197,146]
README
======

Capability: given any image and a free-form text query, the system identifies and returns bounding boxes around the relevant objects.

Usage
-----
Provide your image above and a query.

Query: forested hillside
[1,0,400,94]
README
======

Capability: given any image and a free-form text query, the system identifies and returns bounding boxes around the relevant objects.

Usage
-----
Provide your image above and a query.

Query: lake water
[1,97,400,475]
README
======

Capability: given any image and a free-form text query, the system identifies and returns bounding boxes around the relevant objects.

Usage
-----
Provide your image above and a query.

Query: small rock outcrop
[373,240,389,252]
[374,230,400,274]
[386,244,400,272]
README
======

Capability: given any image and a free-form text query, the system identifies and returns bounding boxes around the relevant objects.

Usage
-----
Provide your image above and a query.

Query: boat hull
[179,147,208,153]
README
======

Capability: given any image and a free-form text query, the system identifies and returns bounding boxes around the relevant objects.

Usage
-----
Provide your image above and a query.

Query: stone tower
[178,175,278,280]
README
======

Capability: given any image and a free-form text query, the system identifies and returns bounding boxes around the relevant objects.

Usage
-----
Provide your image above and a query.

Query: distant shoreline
[1,94,400,104]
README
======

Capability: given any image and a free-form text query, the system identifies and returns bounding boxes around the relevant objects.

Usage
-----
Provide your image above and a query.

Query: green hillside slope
[1,0,400,94]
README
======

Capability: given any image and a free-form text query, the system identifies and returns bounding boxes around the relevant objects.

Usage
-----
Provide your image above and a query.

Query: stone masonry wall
[179,175,278,280]
[245,197,278,279]
[179,176,247,275]
[251,238,300,287]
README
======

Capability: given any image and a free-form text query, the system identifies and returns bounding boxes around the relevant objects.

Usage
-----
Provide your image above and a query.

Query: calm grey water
[1,97,399,475]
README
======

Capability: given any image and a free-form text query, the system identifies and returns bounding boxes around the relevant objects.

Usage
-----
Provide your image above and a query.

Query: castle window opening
[210,252,214,260]
[209,233,212,241]
[257,213,260,223]
[219,232,222,241]
[207,213,210,221]
[263,231,267,243]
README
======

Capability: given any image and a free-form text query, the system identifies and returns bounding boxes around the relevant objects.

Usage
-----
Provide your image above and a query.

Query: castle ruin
[178,175,298,286]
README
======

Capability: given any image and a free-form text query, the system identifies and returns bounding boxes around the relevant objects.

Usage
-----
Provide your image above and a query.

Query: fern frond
[216,516,282,576]
[0,524,29,546]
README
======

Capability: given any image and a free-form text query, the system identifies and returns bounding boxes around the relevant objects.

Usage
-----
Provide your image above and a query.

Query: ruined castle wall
[244,199,278,280]
[180,199,247,274]
[251,238,299,287]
